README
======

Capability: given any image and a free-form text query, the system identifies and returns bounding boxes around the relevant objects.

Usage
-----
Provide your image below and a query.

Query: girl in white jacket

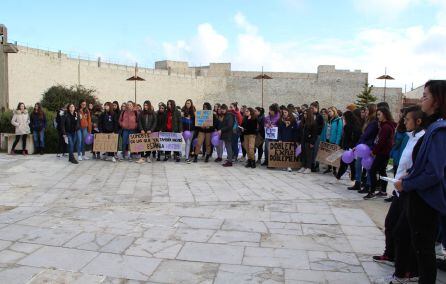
[10,102,31,155]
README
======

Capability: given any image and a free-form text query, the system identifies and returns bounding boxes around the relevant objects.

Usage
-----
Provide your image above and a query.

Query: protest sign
[129,132,160,152]
[195,110,213,127]
[93,133,119,152]
[268,142,300,168]
[316,141,344,168]
[265,127,278,140]
[159,132,183,151]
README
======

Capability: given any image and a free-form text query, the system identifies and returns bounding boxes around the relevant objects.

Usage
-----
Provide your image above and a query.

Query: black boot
[358,185,369,194]
[205,154,210,163]
[347,181,360,191]
[193,155,198,163]
[69,154,79,164]
[40,147,44,155]
[245,160,251,168]
[251,159,256,168]
[34,147,40,155]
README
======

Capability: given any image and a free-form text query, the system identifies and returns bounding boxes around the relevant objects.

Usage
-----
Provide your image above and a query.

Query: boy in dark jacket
[218,104,235,167]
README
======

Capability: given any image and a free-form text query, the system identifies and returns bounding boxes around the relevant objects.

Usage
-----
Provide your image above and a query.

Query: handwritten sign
[195,110,213,127]
[159,132,183,151]
[265,127,278,140]
[93,133,119,152]
[316,141,344,168]
[129,132,160,152]
[268,142,300,168]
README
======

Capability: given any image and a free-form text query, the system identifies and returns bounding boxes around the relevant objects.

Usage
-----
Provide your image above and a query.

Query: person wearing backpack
[218,104,235,167]
[119,101,138,160]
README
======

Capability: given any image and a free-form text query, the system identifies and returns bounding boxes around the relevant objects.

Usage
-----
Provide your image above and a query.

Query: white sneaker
[297,168,305,173]
[111,157,117,163]
[146,157,152,163]
[83,155,90,160]
[303,168,311,174]
[287,167,292,172]
[78,155,83,161]
[136,158,145,164]
[56,154,61,158]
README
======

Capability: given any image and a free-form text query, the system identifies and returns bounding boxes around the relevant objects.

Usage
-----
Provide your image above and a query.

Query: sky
[2,0,446,90]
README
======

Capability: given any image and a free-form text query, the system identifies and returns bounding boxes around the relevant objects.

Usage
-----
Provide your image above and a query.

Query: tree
[40,84,99,112]
[356,83,377,108]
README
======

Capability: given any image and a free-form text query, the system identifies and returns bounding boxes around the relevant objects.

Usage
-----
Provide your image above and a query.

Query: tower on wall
[0,25,19,111]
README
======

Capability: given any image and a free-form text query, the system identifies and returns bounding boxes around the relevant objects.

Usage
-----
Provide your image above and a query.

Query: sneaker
[376,191,387,197]
[303,168,311,174]
[56,154,61,158]
[363,193,376,200]
[156,156,161,161]
[78,155,83,161]
[186,159,191,164]
[111,157,117,163]
[297,168,305,173]
[83,155,90,160]
[136,158,145,164]
[372,255,394,266]
[214,158,222,162]
[146,157,152,163]
[384,196,394,203]
[323,168,331,174]
[222,161,233,167]
[287,167,292,172]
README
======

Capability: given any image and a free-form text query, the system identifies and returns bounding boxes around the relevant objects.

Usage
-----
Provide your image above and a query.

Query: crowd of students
[8,80,446,283]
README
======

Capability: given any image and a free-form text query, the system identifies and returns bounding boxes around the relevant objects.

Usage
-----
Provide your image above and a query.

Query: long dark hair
[182,99,196,116]
[396,108,407,132]
[104,102,114,116]
[167,100,176,111]
[16,102,25,111]
[303,107,315,126]
[203,102,212,111]
[343,110,361,131]
[425,80,446,119]
[34,102,44,119]
[143,100,154,114]
[405,105,425,135]
[377,106,394,123]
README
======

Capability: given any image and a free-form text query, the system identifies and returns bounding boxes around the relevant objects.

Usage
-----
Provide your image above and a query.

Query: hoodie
[11,109,30,135]
[372,120,396,156]
[402,119,446,215]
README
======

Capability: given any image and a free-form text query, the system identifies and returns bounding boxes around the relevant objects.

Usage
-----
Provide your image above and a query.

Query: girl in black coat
[336,111,362,180]
[98,102,119,162]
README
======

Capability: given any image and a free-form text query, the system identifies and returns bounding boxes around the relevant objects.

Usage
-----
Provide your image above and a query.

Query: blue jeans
[122,129,135,152]
[33,129,45,148]
[67,132,77,156]
[355,157,371,186]
[231,133,240,159]
[76,127,88,156]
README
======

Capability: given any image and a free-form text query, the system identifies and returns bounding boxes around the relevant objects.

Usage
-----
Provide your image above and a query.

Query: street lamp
[126,63,145,103]
[253,66,273,108]
[376,68,394,102]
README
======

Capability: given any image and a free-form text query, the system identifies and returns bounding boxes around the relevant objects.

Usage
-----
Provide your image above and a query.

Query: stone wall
[1,45,403,115]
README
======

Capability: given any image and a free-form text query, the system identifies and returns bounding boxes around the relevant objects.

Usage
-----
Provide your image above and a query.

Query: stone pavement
[0,154,444,284]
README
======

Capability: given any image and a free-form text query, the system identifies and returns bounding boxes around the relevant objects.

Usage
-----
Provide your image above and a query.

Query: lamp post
[376,68,394,102]
[253,66,272,108]
[126,63,145,103]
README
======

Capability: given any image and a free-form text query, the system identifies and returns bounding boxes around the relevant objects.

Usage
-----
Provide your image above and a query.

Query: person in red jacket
[364,107,396,200]
[119,101,138,160]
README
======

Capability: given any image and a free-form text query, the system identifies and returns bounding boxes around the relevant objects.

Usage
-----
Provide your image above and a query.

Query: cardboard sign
[93,133,119,152]
[265,127,278,140]
[316,141,344,168]
[268,142,300,169]
[159,132,183,151]
[129,132,160,152]
[195,110,213,127]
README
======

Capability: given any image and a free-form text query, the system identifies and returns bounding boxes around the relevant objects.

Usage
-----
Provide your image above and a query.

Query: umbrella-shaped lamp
[376,68,394,102]
[126,63,145,103]
[253,67,273,108]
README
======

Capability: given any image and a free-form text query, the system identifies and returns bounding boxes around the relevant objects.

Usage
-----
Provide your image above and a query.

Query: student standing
[240,107,258,168]
[218,104,235,167]
[62,103,80,164]
[229,102,243,162]
[55,105,67,157]
[10,102,30,155]
[310,101,325,172]
[263,103,281,167]
[194,102,215,163]
[278,107,299,172]
[119,101,138,160]
[136,100,157,163]
[336,110,361,181]
[77,100,92,160]
[181,99,196,163]
[321,106,343,175]
[98,102,119,162]
[255,107,265,165]
[155,103,167,161]
[297,108,318,174]
[165,100,182,162]
[30,102,46,155]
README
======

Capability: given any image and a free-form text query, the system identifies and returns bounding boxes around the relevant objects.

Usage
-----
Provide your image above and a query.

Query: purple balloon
[362,156,374,170]
[183,130,192,140]
[355,144,371,158]
[85,134,94,145]
[295,145,302,157]
[212,131,220,138]
[211,135,220,146]
[192,138,198,147]
[342,150,355,164]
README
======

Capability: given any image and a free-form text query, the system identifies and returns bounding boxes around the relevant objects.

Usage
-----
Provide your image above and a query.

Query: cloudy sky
[2,0,445,89]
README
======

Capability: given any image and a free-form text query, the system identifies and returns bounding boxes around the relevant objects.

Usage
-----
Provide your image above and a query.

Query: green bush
[40,84,100,112]
[0,108,59,153]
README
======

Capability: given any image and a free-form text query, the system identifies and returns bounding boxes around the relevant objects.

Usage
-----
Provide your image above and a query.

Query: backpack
[232,114,240,135]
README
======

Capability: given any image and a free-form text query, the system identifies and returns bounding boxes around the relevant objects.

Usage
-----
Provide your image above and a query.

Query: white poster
[159,132,183,151]
[265,127,278,140]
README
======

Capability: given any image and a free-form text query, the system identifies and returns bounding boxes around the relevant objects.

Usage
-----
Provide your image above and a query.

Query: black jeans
[407,191,438,284]
[57,130,67,155]
[384,196,402,259]
[12,134,27,151]
[337,159,356,180]
[394,194,418,278]
[256,142,264,162]
[369,154,389,194]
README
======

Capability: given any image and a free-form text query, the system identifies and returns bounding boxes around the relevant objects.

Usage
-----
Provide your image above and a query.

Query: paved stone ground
[0,153,444,284]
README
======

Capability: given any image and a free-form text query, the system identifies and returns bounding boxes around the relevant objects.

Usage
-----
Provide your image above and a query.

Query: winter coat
[278,120,299,142]
[78,108,92,132]
[220,112,235,141]
[138,111,157,132]
[358,119,379,147]
[314,112,325,135]
[321,117,343,145]
[390,131,409,165]
[372,120,396,156]
[61,111,80,135]
[156,111,167,132]
[98,111,119,133]
[300,122,318,145]
[119,110,138,130]
[11,110,30,135]
[341,123,361,150]
[169,109,182,133]
[55,109,65,132]
[30,111,47,132]
[241,117,258,135]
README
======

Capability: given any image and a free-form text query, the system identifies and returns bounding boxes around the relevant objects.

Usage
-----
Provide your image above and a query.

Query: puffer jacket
[138,111,157,132]
[11,110,30,135]
[119,110,138,130]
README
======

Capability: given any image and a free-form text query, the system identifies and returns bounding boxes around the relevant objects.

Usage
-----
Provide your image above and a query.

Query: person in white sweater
[10,102,31,155]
